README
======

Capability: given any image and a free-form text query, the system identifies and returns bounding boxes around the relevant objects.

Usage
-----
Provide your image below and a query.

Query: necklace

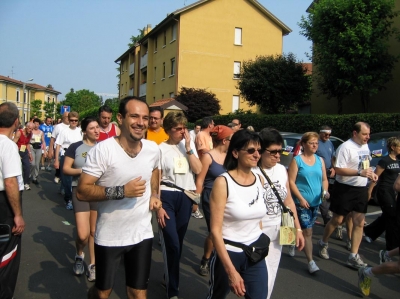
[116,138,141,158]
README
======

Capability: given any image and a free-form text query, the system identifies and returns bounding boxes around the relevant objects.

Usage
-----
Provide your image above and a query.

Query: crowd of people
[0,99,399,299]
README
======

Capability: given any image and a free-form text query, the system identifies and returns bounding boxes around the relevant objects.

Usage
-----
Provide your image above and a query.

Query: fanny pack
[31,143,41,149]
[224,233,270,263]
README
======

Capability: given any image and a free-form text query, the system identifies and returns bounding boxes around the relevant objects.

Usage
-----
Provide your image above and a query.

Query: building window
[162,62,166,79]
[170,58,175,76]
[232,95,239,112]
[163,31,167,46]
[23,92,27,103]
[171,23,177,41]
[234,27,242,45]
[169,92,175,98]
[53,97,55,103]
[153,67,157,83]
[16,90,20,102]
[154,38,158,52]
[233,61,241,79]
[162,94,164,99]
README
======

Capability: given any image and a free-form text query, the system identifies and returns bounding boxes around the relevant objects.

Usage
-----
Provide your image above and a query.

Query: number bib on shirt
[20,145,26,152]
[34,136,41,142]
[174,157,188,174]
[47,132,52,138]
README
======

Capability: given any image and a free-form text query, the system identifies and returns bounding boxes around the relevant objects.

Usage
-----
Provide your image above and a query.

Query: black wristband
[105,185,125,200]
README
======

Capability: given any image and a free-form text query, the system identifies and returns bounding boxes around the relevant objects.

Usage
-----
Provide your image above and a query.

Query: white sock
[350,253,356,258]
[319,239,328,246]
[364,267,374,277]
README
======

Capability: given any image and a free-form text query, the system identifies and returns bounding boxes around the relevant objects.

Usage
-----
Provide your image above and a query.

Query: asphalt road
[13,170,399,299]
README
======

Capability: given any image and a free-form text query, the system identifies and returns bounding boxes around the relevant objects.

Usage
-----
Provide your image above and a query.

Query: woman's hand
[228,269,246,297]
[183,129,191,149]
[299,199,309,209]
[54,160,59,169]
[157,207,170,228]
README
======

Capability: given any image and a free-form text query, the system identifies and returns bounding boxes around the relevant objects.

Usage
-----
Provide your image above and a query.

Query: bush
[211,112,400,140]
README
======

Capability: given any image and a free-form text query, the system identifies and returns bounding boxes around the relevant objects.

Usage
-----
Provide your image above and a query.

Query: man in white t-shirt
[0,102,25,298]
[319,122,378,269]
[77,96,162,299]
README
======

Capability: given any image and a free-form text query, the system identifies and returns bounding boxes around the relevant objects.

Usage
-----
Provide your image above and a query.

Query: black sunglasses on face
[241,148,262,155]
[265,149,284,155]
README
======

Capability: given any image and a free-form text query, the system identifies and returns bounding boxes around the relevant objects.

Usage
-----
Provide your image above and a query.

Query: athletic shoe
[86,264,96,282]
[24,184,31,191]
[346,239,352,251]
[364,235,372,243]
[347,254,367,270]
[288,245,295,257]
[73,253,85,276]
[46,166,52,171]
[318,239,329,259]
[308,260,320,274]
[192,210,204,219]
[335,225,343,240]
[32,179,39,185]
[40,166,45,170]
[379,250,392,264]
[66,200,73,210]
[169,297,179,299]
[199,261,210,276]
[54,177,60,184]
[358,267,371,296]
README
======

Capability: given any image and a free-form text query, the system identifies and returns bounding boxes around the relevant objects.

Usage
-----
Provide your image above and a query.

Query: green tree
[299,0,399,113]
[175,87,221,123]
[104,97,120,114]
[128,28,146,48]
[30,99,43,119]
[43,102,56,118]
[237,53,311,114]
[63,89,102,113]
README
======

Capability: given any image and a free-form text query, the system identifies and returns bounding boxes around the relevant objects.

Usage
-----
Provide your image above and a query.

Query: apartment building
[0,75,61,122]
[115,0,291,114]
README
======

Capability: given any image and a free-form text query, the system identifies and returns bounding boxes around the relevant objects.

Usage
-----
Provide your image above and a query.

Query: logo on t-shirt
[82,152,87,159]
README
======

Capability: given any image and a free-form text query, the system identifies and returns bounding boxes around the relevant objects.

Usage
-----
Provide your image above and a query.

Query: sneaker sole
[309,268,320,274]
[346,261,366,270]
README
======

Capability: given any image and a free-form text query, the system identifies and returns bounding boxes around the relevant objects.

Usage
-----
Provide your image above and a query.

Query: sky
[0,0,313,101]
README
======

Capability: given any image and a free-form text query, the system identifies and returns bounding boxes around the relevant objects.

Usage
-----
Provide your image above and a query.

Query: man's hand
[329,168,335,178]
[54,160,59,169]
[28,153,33,162]
[149,195,162,211]
[157,207,170,228]
[48,149,54,159]
[124,176,146,198]
[361,168,378,182]
[12,215,25,235]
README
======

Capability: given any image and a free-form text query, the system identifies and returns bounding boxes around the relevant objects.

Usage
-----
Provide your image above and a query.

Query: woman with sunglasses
[157,111,202,299]
[63,117,100,281]
[195,125,233,276]
[257,128,304,299]
[207,129,268,299]
[288,132,328,274]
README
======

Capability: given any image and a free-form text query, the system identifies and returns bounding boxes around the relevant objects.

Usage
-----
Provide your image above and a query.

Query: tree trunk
[360,91,370,113]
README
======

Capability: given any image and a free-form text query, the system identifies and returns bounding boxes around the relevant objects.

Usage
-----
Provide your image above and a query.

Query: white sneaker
[40,166,45,170]
[335,225,343,240]
[364,235,372,243]
[191,209,204,219]
[308,260,320,274]
[346,239,352,251]
[288,245,295,257]
[54,177,60,184]
[24,184,31,191]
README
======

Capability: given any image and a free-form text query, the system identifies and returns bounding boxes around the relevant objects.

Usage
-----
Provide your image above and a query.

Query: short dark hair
[45,116,52,122]
[99,105,113,115]
[259,128,284,149]
[81,117,98,132]
[33,118,41,124]
[149,106,164,118]
[224,129,261,171]
[118,96,148,118]
[201,116,213,129]
[0,102,19,128]
[352,122,370,133]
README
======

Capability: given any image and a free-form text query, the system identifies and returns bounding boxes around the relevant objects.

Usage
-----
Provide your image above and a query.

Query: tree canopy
[299,0,399,113]
[128,28,145,48]
[30,100,43,118]
[237,53,311,114]
[175,87,221,123]
[62,89,102,114]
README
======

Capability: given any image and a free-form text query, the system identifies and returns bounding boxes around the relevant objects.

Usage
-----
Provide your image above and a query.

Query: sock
[201,257,209,265]
[384,251,390,259]
[364,267,374,277]
[76,252,84,259]
[319,239,328,246]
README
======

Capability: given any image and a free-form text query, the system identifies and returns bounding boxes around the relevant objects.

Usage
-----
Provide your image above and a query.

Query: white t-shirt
[335,139,370,187]
[55,127,82,156]
[0,135,24,191]
[83,138,160,247]
[51,123,69,141]
[254,163,288,226]
[159,140,198,191]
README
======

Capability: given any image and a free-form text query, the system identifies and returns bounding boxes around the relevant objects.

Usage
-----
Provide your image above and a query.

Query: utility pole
[21,78,34,123]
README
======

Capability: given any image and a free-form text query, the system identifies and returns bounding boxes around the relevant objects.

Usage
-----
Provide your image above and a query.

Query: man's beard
[129,133,143,142]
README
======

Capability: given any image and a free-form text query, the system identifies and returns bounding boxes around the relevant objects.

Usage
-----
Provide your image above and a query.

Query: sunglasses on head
[241,148,262,155]
[265,149,284,155]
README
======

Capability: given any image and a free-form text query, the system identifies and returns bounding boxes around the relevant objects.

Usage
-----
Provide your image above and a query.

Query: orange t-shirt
[146,128,169,145]
[195,131,213,156]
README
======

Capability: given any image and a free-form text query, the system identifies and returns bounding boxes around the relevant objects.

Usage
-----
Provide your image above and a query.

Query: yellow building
[0,75,61,122]
[115,0,291,114]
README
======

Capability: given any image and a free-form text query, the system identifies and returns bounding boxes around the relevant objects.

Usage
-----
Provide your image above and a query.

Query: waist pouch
[224,233,270,263]
[31,143,41,149]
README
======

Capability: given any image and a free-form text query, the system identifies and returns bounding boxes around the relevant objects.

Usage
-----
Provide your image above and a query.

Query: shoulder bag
[224,233,270,263]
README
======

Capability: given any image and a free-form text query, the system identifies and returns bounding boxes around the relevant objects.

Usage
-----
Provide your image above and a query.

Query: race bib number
[174,157,188,174]
[35,136,41,142]
[20,145,26,152]
[47,132,52,138]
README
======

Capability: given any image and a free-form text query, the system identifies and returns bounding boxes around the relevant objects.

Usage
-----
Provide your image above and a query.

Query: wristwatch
[186,149,194,155]
[357,169,362,176]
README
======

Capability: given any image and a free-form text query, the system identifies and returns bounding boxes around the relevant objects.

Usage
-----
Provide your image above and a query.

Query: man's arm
[48,137,55,159]
[149,168,162,211]
[12,130,21,143]
[4,177,25,235]
[394,174,400,192]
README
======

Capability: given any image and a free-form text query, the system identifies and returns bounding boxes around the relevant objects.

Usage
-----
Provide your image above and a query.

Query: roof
[302,63,312,75]
[149,98,188,111]
[0,75,62,94]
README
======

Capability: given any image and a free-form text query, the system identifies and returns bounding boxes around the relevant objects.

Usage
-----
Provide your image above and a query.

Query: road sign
[60,105,71,114]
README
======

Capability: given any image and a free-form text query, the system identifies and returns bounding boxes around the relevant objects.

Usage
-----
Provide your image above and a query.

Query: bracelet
[105,186,125,200]
[297,229,303,232]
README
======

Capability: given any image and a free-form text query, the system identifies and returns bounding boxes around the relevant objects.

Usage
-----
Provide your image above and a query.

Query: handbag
[258,167,297,245]
[224,233,270,263]
[31,143,41,150]
[160,181,200,204]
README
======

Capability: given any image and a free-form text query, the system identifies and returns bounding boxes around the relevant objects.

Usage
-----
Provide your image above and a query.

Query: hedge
[211,112,400,140]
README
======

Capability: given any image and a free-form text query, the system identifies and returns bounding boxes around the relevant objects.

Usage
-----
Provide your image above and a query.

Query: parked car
[279,132,344,169]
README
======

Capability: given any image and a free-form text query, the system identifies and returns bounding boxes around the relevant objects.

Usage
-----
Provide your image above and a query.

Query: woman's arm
[195,153,212,193]
[41,132,46,152]
[368,165,384,200]
[63,156,82,176]
[210,176,245,297]
[288,157,309,209]
[320,158,329,192]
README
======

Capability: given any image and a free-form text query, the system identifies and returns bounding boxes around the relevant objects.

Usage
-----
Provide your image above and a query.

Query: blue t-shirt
[293,154,323,207]
[316,139,334,169]
[39,124,54,146]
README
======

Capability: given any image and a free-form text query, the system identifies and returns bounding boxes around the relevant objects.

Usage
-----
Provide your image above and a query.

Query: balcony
[128,88,134,96]
[139,83,147,97]
[140,53,148,69]
[129,63,135,75]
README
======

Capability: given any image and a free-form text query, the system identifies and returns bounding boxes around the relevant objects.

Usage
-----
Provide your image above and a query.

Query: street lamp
[21,78,33,123]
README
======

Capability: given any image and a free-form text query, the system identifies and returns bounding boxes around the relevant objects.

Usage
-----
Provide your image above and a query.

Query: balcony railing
[129,63,135,75]
[139,83,147,97]
[140,53,148,69]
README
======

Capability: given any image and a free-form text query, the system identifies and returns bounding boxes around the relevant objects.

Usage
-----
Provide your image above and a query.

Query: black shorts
[329,181,368,216]
[95,238,153,291]
[201,188,212,232]
[72,187,97,213]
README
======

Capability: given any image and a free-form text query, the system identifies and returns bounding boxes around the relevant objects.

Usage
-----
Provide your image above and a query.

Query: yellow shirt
[146,128,169,145]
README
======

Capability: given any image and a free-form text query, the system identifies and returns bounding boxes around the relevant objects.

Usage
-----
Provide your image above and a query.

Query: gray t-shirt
[65,141,94,186]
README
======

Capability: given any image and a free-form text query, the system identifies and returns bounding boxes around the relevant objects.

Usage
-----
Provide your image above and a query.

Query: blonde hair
[387,136,400,153]
[301,132,319,144]
[247,126,255,132]
[69,111,79,119]
[163,111,187,132]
